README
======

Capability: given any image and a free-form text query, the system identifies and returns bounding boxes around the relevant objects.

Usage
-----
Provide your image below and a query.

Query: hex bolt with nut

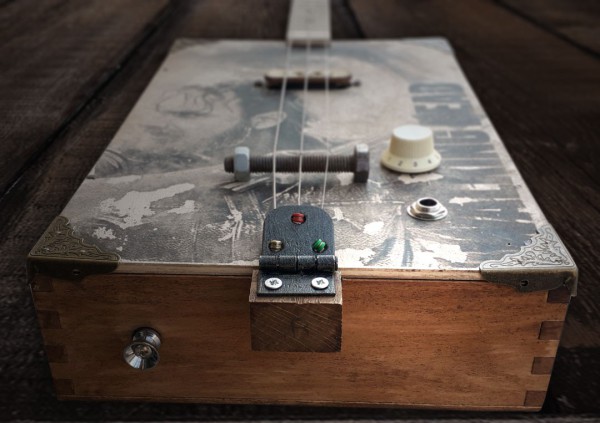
[224,144,370,183]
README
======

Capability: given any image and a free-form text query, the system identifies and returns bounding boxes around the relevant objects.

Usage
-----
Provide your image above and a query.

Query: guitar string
[320,43,331,208]
[271,42,292,210]
[297,40,311,205]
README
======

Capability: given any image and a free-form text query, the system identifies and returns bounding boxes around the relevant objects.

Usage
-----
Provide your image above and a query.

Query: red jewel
[291,212,306,224]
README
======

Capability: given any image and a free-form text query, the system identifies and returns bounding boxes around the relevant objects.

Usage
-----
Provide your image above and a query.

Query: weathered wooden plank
[348,0,600,412]
[249,272,343,352]
[33,273,565,409]
[0,0,170,196]
[499,0,600,55]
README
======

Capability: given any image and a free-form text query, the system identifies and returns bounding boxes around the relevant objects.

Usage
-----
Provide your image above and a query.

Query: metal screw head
[264,277,283,290]
[311,277,329,290]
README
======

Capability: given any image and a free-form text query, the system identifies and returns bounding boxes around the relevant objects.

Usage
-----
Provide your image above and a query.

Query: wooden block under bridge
[249,271,342,352]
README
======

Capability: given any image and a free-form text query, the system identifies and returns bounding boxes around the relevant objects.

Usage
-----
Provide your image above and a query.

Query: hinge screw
[264,277,283,290]
[311,277,330,290]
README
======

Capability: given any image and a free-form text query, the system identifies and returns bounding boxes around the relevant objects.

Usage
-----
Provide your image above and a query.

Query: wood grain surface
[500,0,600,55]
[0,0,170,195]
[32,273,565,410]
[250,272,343,352]
[0,0,598,419]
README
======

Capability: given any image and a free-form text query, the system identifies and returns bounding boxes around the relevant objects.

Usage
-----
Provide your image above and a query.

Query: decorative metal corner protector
[480,225,578,296]
[27,216,120,282]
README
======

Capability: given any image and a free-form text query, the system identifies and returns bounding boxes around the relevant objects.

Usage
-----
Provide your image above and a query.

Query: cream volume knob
[381,125,441,173]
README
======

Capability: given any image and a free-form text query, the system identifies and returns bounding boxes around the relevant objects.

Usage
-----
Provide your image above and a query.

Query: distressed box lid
[28,39,577,294]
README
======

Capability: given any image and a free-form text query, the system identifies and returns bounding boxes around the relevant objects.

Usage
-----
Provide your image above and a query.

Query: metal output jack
[407,197,448,221]
[123,328,161,370]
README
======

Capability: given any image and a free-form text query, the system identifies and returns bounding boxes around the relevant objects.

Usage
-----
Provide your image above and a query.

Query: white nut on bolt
[234,146,250,182]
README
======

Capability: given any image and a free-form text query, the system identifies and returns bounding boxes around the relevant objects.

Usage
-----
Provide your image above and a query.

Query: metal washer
[407,197,448,221]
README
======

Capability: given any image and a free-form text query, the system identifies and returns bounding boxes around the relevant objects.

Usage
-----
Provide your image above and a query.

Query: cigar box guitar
[28,0,577,410]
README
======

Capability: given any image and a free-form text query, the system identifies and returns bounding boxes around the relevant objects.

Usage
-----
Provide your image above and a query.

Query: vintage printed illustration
[61,39,545,273]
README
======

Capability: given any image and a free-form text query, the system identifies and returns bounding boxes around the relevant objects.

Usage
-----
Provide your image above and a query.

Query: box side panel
[32,274,567,410]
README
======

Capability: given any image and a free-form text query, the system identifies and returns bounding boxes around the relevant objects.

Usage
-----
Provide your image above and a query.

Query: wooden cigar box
[27,38,577,410]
